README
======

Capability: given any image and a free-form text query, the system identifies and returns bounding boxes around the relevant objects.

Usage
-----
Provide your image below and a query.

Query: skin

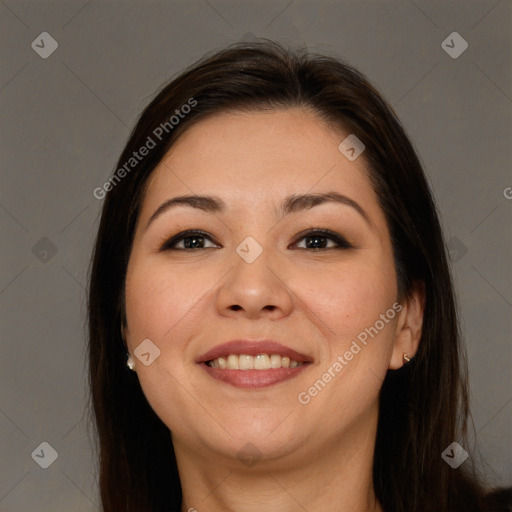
[123,108,424,512]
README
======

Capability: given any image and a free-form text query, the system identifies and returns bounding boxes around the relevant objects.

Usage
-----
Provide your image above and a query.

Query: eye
[159,230,219,251]
[290,229,352,250]
[159,228,352,252]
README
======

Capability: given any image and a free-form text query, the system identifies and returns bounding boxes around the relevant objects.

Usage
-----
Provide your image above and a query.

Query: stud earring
[127,354,135,370]
[403,353,411,363]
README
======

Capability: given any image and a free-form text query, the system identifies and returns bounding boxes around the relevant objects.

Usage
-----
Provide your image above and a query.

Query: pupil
[306,236,325,249]
[185,236,203,249]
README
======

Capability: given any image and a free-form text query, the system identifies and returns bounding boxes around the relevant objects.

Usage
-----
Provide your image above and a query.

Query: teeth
[270,354,281,368]
[227,354,238,369]
[207,354,304,370]
[254,354,270,369]
[239,355,254,370]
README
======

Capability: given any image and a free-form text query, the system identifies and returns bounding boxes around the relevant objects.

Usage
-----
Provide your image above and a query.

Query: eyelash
[159,229,353,251]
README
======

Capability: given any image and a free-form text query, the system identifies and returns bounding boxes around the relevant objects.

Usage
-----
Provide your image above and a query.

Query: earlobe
[389,281,425,370]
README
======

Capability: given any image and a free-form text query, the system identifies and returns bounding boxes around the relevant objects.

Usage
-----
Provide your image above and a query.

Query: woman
[87,40,511,511]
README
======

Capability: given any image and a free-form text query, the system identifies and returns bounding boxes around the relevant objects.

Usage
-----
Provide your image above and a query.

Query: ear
[389,281,425,370]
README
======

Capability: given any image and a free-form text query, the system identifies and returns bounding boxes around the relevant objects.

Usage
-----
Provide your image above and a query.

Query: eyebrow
[144,191,371,232]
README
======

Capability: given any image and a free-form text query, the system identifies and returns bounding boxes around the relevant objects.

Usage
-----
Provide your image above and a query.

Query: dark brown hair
[87,40,509,511]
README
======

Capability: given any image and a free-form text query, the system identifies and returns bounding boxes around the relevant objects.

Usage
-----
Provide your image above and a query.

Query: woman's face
[124,108,405,468]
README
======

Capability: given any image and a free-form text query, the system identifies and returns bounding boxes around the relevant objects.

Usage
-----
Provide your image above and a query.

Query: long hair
[87,40,504,511]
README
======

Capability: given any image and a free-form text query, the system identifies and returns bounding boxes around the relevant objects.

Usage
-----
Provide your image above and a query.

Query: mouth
[207,353,306,369]
[196,340,313,388]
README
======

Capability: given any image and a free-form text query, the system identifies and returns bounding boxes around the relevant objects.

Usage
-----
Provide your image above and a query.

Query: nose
[214,240,294,320]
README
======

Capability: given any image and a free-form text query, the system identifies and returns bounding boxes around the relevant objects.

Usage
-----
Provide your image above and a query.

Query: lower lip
[200,363,310,388]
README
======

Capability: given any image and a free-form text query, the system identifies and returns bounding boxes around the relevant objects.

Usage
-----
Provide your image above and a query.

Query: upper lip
[196,339,313,364]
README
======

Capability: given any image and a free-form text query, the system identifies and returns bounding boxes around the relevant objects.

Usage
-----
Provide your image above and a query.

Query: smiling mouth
[197,339,312,387]
[200,354,311,388]
[206,353,304,370]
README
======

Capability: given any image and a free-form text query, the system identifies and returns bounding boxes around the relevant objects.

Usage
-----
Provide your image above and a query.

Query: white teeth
[239,355,254,370]
[254,354,270,370]
[207,354,304,370]
[227,354,238,369]
[270,354,281,368]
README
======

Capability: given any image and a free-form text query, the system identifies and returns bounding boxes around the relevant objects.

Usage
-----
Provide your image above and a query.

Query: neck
[176,403,383,512]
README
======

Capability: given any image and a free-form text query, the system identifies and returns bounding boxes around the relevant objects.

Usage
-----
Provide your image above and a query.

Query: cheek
[288,252,399,414]
[123,260,211,434]
[289,254,398,344]
[294,272,398,432]
[124,259,209,346]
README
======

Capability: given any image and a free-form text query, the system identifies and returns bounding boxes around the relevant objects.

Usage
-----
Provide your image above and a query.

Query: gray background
[1,0,511,510]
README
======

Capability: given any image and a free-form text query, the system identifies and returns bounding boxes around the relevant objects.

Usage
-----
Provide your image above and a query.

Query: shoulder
[484,487,512,511]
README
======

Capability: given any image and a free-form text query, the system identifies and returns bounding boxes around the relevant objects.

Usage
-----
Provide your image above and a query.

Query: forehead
[140,108,378,218]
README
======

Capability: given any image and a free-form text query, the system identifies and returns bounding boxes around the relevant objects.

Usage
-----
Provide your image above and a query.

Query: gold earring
[403,353,411,363]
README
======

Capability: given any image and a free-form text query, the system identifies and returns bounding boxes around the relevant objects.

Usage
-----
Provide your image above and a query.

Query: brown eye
[291,229,352,250]
[160,230,220,251]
